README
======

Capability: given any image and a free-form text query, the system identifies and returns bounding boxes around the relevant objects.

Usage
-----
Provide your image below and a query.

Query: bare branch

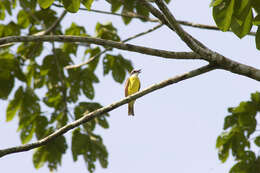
[139,0,208,49]
[0,35,199,60]
[154,0,210,54]
[0,64,216,158]
[177,20,256,36]
[65,23,163,69]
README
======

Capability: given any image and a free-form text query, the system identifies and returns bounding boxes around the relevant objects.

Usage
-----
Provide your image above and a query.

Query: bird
[124,69,141,116]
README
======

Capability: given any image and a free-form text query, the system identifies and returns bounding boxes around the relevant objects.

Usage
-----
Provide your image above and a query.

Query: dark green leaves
[33,134,67,170]
[74,102,109,131]
[6,86,23,121]
[71,128,108,173]
[0,51,25,99]
[103,54,133,83]
[17,9,30,28]
[217,92,260,173]
[256,26,260,50]
[82,0,94,10]
[213,0,235,31]
[96,22,120,42]
[211,0,260,50]
[37,0,54,9]
[62,0,80,13]
[230,0,253,38]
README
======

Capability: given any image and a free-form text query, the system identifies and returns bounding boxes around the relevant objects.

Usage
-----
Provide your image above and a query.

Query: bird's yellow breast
[128,75,140,95]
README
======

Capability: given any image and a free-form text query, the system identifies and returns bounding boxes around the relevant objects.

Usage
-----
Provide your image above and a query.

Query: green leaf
[121,0,134,25]
[17,9,30,28]
[33,134,67,170]
[95,22,120,42]
[251,92,260,105]
[20,122,35,144]
[210,0,224,7]
[34,9,58,28]
[111,0,122,12]
[62,0,80,13]
[0,3,6,20]
[17,42,43,60]
[112,62,125,83]
[103,54,133,83]
[0,74,14,99]
[252,0,260,14]
[71,128,90,161]
[253,15,260,26]
[231,8,253,38]
[85,47,101,72]
[6,86,23,122]
[256,26,260,50]
[37,0,54,9]
[254,136,260,147]
[223,115,237,130]
[82,0,94,10]
[136,1,149,21]
[33,147,48,169]
[65,22,86,36]
[35,116,48,140]
[213,0,235,31]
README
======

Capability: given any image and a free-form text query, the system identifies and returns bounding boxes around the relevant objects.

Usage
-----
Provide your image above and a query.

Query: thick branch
[0,35,199,60]
[0,64,215,158]
[154,0,210,55]
[0,35,259,81]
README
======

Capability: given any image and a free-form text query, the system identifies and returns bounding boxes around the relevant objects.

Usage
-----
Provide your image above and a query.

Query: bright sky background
[1,0,260,173]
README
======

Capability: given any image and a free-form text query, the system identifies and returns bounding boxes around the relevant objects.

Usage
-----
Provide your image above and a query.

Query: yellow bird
[125,69,141,116]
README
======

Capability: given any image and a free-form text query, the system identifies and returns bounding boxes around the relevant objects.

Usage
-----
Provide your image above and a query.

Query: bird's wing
[125,78,129,97]
[138,78,141,91]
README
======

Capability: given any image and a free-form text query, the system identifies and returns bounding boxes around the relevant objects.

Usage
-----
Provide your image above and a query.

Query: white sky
[1,0,260,173]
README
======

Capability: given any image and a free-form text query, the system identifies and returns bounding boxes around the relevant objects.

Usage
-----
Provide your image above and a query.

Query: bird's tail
[128,101,134,116]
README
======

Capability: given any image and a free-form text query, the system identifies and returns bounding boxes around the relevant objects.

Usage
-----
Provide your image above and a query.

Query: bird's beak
[136,69,141,73]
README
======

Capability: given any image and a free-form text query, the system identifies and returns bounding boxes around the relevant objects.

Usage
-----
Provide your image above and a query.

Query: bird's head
[130,69,141,76]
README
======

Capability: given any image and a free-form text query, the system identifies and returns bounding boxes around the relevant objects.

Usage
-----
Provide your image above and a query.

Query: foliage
[211,0,260,50]
[1,0,258,172]
[217,92,260,173]
[0,0,144,172]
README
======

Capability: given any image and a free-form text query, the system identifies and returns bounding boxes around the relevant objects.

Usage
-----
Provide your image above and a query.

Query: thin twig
[35,10,67,36]
[53,3,158,22]
[65,23,163,69]
[0,64,216,158]
[53,3,256,36]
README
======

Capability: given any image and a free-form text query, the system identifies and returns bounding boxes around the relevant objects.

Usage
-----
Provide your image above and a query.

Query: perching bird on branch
[125,69,141,116]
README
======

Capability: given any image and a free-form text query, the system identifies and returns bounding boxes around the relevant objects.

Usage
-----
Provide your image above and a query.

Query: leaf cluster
[0,0,136,172]
[211,0,260,50]
[217,92,260,173]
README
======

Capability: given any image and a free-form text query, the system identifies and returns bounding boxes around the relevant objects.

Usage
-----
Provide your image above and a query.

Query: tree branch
[65,23,163,69]
[0,64,216,158]
[0,35,200,60]
[0,35,259,81]
[53,3,256,36]
[154,0,210,55]
[35,10,67,36]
